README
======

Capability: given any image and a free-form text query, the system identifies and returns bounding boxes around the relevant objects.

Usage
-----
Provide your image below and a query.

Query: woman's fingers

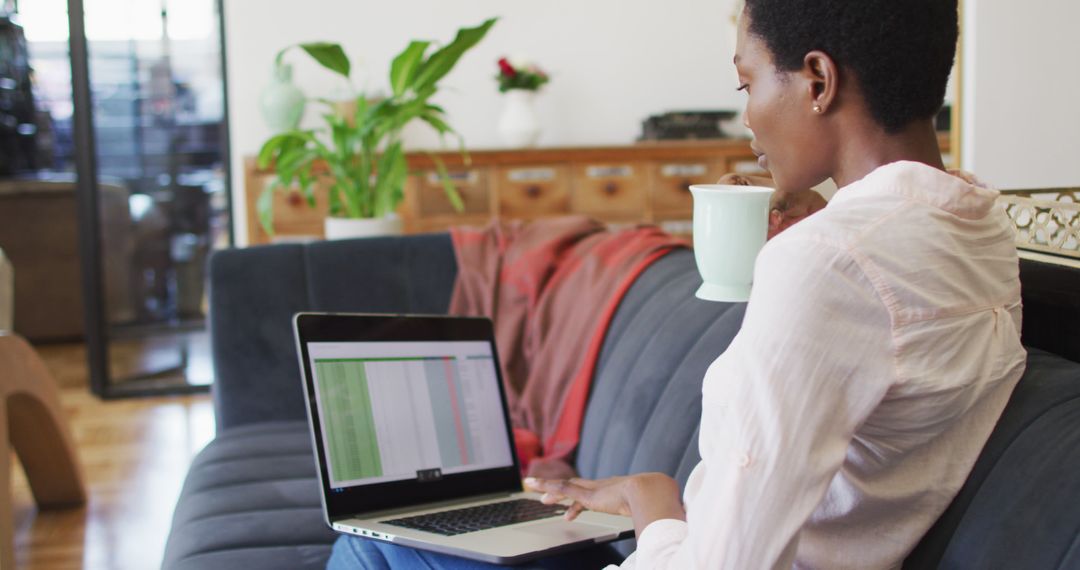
[525,475,638,519]
[525,477,593,505]
[717,173,776,188]
[540,492,562,504]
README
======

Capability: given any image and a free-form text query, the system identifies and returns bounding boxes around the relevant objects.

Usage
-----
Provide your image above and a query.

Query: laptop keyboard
[382,499,568,536]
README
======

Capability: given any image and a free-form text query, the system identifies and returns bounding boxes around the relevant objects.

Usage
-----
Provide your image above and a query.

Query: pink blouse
[617,161,1027,569]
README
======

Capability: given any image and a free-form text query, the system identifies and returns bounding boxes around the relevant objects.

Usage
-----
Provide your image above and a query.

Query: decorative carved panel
[1000,188,1080,261]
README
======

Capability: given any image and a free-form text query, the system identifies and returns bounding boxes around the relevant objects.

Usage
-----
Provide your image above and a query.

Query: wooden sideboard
[243,139,766,244]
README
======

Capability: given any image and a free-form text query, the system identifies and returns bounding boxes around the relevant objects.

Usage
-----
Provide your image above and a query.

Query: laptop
[293,313,634,564]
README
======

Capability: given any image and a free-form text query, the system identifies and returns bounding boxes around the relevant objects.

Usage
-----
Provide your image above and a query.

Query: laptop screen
[294,314,523,519]
[307,340,515,489]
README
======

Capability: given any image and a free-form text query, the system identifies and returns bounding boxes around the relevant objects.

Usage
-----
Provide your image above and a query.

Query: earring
[813,104,823,114]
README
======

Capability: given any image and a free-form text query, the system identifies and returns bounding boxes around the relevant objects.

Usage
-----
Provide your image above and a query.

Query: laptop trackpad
[513,520,617,541]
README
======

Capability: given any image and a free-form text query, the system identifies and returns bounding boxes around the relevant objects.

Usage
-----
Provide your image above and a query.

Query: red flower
[497,57,517,77]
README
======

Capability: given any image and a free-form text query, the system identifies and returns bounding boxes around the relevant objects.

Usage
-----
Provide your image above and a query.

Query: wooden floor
[12,343,215,570]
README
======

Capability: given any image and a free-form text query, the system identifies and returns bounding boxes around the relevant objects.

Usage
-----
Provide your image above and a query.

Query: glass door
[7,0,232,396]
[86,0,230,396]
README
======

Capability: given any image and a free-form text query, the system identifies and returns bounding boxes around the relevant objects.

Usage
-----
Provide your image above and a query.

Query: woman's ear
[802,50,838,115]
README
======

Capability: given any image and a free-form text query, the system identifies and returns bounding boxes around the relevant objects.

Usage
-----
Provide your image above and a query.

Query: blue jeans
[326,534,625,569]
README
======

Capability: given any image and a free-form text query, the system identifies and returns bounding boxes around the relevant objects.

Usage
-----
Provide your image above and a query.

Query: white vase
[260,64,306,133]
[324,215,403,240]
[497,90,541,147]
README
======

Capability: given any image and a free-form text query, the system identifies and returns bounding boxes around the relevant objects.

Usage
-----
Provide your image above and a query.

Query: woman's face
[734,13,831,191]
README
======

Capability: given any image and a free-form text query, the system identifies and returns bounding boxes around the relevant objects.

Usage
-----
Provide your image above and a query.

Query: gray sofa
[162,233,1080,569]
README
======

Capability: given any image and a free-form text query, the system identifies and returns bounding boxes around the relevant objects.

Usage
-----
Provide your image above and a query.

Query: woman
[329,0,1026,567]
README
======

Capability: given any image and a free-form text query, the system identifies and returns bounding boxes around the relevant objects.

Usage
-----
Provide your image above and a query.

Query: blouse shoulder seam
[784,218,904,388]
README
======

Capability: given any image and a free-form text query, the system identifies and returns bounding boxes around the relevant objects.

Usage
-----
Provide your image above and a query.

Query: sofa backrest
[580,248,1080,567]
[207,234,457,430]
[904,348,1080,568]
[578,250,736,483]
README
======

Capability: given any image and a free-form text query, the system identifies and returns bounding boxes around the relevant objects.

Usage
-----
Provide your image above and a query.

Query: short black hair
[743,0,958,133]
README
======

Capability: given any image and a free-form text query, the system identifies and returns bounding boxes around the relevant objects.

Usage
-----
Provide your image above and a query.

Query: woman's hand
[524,473,685,536]
[716,173,827,239]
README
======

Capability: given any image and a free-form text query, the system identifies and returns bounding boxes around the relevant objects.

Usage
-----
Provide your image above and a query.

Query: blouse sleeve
[630,235,896,569]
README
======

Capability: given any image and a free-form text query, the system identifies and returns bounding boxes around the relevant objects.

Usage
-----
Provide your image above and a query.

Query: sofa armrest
[208,233,457,430]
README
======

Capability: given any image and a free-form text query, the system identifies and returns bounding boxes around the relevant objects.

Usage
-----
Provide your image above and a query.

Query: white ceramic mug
[690,184,774,302]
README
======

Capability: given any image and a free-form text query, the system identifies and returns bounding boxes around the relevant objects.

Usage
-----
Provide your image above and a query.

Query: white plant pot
[497,90,541,148]
[324,215,403,240]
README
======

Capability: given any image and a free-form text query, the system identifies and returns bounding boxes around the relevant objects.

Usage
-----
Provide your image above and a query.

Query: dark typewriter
[639,110,738,141]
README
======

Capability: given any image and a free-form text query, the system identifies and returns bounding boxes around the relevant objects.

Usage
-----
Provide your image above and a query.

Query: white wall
[226,0,1080,241]
[962,0,1080,189]
[224,0,745,243]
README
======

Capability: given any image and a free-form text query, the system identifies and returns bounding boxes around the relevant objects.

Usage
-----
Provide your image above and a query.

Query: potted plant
[257,18,497,239]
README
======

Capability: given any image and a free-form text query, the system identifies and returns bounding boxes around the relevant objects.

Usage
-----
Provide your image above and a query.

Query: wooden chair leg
[1,405,12,570]
[0,333,86,570]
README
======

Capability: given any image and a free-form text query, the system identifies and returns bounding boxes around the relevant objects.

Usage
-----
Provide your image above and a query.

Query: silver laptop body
[293,313,633,565]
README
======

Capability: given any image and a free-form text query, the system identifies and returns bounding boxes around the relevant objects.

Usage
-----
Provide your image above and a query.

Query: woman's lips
[750,142,768,171]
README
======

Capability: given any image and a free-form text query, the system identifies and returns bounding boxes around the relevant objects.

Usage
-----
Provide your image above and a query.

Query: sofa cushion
[577,250,745,555]
[162,421,337,570]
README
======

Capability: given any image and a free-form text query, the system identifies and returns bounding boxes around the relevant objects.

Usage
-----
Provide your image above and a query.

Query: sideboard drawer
[415,169,489,217]
[251,175,328,242]
[571,163,647,219]
[414,214,492,234]
[496,166,570,219]
[650,160,728,215]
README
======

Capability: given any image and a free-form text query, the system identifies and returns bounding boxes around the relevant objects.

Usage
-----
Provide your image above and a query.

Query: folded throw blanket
[449,216,687,472]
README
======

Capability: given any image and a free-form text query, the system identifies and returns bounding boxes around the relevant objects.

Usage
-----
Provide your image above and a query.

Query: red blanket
[449,216,687,473]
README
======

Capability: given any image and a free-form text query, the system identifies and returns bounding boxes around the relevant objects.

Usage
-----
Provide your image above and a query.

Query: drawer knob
[525,185,542,198]
[287,191,303,206]
[603,182,618,195]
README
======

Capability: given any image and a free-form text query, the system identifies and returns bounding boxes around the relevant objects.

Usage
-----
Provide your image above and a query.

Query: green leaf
[358,99,396,141]
[429,153,465,213]
[412,18,497,92]
[390,41,430,97]
[379,161,408,217]
[257,132,300,169]
[327,178,342,217]
[333,181,359,218]
[298,166,316,208]
[299,42,351,78]
[352,95,370,128]
[392,94,437,133]
[420,110,453,137]
[324,149,361,218]
[326,113,352,160]
[276,147,318,184]
[257,180,279,236]
[373,143,406,217]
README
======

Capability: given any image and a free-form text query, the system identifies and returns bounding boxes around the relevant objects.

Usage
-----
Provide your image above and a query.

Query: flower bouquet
[495,57,549,92]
